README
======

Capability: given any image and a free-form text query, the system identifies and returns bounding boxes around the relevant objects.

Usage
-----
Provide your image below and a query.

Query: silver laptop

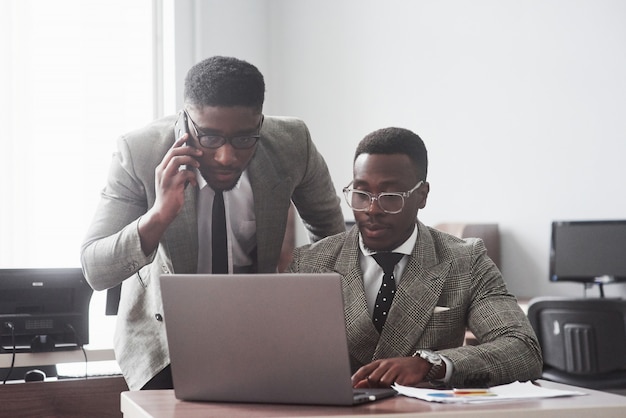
[159,273,397,405]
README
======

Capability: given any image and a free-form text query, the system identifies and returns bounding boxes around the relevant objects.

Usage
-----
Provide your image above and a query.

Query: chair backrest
[527,297,626,374]
[434,223,501,269]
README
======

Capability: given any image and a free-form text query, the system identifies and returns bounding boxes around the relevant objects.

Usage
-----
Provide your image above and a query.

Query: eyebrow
[192,119,260,137]
[352,180,405,190]
[198,128,259,140]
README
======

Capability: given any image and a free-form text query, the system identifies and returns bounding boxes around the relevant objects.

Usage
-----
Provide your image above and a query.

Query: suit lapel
[248,143,292,273]
[339,229,382,366]
[376,222,452,360]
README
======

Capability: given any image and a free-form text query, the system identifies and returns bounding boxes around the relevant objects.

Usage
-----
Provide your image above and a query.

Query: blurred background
[1,1,625,346]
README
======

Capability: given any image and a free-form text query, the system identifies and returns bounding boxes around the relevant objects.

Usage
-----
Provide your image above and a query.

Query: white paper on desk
[392,381,587,404]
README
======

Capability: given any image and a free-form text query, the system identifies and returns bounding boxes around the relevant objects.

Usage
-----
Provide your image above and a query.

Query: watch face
[420,350,442,365]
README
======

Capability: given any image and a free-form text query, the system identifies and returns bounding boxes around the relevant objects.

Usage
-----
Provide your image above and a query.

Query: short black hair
[183,56,265,111]
[354,127,428,181]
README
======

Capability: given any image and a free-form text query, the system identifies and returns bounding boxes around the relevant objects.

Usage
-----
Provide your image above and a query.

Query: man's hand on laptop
[351,357,442,388]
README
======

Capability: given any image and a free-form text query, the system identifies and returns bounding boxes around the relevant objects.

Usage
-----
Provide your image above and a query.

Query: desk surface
[121,380,626,418]
[0,345,115,368]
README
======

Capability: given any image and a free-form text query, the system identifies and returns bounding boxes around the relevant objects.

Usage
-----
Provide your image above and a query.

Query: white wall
[173,0,271,110]
[176,0,626,299]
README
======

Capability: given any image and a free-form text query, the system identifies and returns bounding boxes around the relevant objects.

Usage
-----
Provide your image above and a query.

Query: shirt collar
[195,167,246,192]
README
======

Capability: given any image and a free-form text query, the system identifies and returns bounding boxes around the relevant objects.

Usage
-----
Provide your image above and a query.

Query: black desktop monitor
[549,220,626,286]
[0,268,93,352]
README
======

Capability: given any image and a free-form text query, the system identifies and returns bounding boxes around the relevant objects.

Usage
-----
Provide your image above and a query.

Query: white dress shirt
[358,225,417,316]
[196,170,257,274]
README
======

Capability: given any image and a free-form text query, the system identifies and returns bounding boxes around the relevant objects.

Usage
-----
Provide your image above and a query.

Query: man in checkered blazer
[288,127,542,389]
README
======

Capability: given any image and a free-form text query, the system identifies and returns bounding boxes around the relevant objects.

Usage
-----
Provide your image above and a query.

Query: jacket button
[155,313,163,321]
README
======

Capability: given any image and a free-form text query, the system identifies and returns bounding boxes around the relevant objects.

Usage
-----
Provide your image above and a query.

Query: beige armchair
[433,223,501,270]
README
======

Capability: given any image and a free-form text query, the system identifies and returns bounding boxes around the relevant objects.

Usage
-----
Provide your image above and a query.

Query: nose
[366,196,385,214]
[212,143,237,165]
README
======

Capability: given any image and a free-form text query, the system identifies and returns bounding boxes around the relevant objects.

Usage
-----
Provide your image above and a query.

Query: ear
[417,182,430,209]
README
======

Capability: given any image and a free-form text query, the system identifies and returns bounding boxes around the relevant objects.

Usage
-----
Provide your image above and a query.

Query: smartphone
[174,109,191,172]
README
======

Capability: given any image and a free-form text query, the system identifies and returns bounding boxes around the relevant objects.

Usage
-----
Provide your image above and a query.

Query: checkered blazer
[288,221,543,388]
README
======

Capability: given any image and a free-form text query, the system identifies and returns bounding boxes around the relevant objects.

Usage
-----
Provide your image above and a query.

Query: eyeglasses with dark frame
[342,181,424,214]
[184,109,264,149]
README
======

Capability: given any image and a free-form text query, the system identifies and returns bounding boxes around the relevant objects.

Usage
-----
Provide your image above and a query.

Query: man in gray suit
[288,127,542,388]
[81,56,345,390]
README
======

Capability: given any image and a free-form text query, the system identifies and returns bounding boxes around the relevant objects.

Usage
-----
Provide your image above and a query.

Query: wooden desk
[0,375,128,418]
[121,380,626,418]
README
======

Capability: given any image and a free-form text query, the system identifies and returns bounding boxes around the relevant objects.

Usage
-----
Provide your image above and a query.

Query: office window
[0,0,154,268]
[0,0,168,348]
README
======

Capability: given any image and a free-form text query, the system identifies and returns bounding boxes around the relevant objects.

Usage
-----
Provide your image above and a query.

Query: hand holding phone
[174,110,191,172]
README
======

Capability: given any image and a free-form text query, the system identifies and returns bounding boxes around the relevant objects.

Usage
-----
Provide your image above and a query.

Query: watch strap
[424,361,444,381]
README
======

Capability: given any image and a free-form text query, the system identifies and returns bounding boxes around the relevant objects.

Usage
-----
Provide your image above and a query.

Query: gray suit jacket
[288,222,543,388]
[81,115,345,390]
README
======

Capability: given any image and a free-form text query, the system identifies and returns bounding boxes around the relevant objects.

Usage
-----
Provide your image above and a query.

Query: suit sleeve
[289,121,345,242]
[438,240,543,387]
[80,135,155,291]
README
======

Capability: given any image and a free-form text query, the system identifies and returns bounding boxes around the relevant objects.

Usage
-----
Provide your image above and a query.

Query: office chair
[434,223,501,269]
[527,297,626,391]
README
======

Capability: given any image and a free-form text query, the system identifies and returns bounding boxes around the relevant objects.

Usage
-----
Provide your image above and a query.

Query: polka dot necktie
[212,190,228,274]
[371,252,404,333]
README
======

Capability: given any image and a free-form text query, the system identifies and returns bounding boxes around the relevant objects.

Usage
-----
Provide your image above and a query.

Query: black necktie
[372,252,404,333]
[212,190,228,274]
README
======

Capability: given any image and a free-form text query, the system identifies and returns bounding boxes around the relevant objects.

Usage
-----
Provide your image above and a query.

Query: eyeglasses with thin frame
[343,181,424,214]
[184,109,263,149]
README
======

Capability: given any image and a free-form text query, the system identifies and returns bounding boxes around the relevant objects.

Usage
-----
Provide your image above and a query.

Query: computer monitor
[549,220,626,290]
[0,268,93,352]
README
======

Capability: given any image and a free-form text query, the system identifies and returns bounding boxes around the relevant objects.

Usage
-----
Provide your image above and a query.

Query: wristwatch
[413,349,444,382]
